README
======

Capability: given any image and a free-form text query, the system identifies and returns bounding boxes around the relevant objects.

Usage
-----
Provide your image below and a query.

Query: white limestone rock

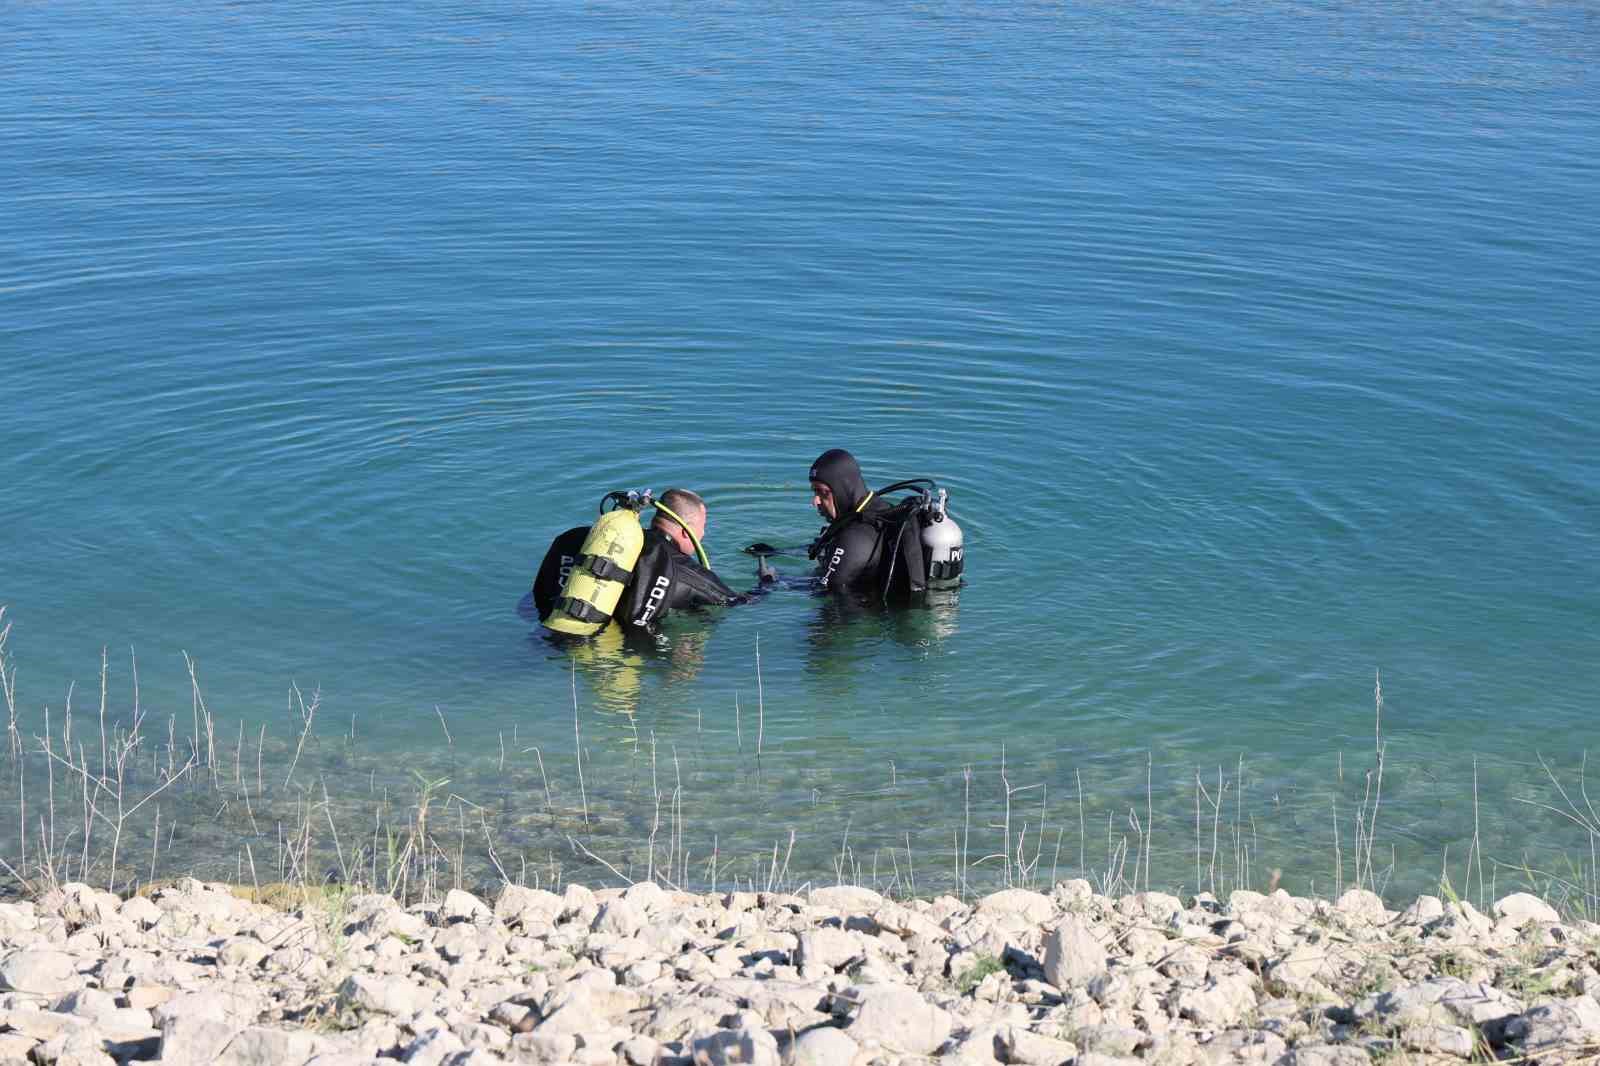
[1399,1023,1475,1058]
[59,884,121,928]
[590,898,643,938]
[1194,1029,1286,1064]
[560,884,597,922]
[1277,1044,1371,1065]
[1157,943,1211,983]
[1,1009,90,1041]
[1504,996,1600,1057]
[160,1012,244,1063]
[1355,977,1523,1030]
[808,886,884,915]
[339,974,433,1017]
[846,983,951,1055]
[1072,1024,1145,1058]
[218,936,272,970]
[617,1033,661,1066]
[1333,888,1387,925]
[975,889,1055,925]
[216,1026,329,1066]
[1266,943,1338,1000]
[1174,970,1258,1028]
[0,1032,37,1061]
[34,1028,116,1066]
[494,886,564,929]
[621,881,667,915]
[441,890,491,925]
[0,950,80,995]
[1041,915,1106,990]
[510,1030,576,1063]
[941,1024,1004,1065]
[1494,892,1561,930]
[999,1024,1079,1065]
[399,1026,466,1066]
[685,1025,780,1066]
[794,927,861,974]
[1397,895,1444,926]
[789,1025,860,1066]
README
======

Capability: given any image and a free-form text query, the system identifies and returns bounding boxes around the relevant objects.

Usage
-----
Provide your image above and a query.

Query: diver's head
[808,448,868,520]
[652,487,707,557]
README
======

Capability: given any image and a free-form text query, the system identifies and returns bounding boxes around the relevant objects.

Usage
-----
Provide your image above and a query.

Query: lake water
[3,1,1597,904]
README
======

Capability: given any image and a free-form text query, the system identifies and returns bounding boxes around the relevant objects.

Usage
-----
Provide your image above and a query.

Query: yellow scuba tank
[545,491,649,637]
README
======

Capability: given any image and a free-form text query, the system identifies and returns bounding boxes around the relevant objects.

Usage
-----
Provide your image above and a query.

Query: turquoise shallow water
[3,2,1597,900]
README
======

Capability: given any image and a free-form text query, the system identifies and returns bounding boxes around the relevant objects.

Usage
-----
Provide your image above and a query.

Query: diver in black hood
[807,448,931,602]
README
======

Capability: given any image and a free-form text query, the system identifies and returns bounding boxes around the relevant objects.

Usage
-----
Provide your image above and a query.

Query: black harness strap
[557,597,611,625]
[581,554,633,583]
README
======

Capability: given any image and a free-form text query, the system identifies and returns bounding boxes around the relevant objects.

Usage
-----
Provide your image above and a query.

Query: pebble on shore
[2,878,1598,1065]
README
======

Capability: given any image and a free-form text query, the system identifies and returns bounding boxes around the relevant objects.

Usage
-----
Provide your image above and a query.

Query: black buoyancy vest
[532,526,591,622]
[809,496,928,603]
[617,530,744,632]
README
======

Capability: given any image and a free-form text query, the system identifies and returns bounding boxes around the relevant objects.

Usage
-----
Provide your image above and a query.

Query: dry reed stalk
[97,648,108,778]
[779,828,794,890]
[1076,769,1086,874]
[672,744,684,886]
[1332,783,1342,899]
[833,815,854,885]
[1145,751,1153,893]
[567,833,633,885]
[571,662,588,824]
[0,608,19,764]
[961,765,971,898]
[480,808,510,887]
[184,653,217,785]
[284,682,319,788]
[322,777,349,883]
[522,745,553,809]
[647,733,660,883]
[1517,753,1600,917]
[233,720,243,790]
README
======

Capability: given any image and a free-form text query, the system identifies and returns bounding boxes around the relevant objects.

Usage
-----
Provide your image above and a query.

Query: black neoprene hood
[809,448,870,514]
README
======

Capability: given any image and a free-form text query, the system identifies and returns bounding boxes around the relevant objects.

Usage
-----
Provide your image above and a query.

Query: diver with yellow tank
[531,488,751,637]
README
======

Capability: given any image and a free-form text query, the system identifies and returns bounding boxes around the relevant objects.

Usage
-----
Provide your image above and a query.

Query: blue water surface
[3,1,1597,900]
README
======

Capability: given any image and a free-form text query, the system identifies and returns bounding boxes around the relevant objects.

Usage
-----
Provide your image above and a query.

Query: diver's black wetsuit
[616,529,745,630]
[532,526,745,634]
[807,448,925,603]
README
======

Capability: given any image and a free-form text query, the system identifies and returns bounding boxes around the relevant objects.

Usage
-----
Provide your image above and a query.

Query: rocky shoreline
[3,878,1600,1065]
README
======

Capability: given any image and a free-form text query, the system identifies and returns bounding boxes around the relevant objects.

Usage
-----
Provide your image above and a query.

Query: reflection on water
[529,583,963,719]
[530,618,724,719]
[798,588,966,701]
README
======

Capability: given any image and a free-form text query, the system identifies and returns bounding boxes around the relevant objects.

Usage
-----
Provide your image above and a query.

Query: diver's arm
[667,557,750,609]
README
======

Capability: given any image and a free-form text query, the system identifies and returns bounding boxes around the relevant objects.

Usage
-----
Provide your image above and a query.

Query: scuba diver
[532,488,749,637]
[802,448,965,605]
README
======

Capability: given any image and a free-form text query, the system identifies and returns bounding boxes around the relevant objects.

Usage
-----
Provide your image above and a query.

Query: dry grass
[0,627,1597,922]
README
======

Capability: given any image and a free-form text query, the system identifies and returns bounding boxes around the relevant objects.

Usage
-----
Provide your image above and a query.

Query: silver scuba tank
[920,489,964,590]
